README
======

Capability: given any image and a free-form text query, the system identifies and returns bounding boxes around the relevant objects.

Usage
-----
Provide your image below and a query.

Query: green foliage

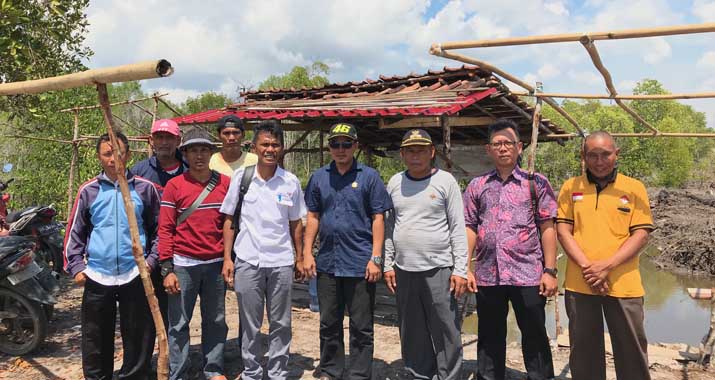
[0,0,92,119]
[180,92,235,115]
[537,79,713,188]
[258,62,330,90]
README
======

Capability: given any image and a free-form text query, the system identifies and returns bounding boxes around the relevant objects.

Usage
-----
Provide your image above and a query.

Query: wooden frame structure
[430,22,715,139]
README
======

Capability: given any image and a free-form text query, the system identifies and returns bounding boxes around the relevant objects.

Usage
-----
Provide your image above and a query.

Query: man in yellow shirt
[209,115,258,177]
[556,131,654,380]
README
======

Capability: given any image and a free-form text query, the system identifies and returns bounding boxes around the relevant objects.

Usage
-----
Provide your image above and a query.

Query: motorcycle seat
[0,235,33,260]
[6,207,35,224]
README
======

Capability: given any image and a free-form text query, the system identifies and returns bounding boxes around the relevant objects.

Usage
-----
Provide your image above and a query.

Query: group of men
[64,114,654,380]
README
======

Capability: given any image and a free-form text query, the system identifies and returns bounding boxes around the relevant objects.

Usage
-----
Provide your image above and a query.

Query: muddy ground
[1,276,713,380]
[649,187,715,276]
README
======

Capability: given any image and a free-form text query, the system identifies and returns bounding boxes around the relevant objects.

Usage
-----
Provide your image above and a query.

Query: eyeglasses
[329,141,354,149]
[488,141,517,149]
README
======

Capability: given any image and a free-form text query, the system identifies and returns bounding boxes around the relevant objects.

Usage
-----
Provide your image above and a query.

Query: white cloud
[567,70,604,87]
[544,1,569,16]
[697,51,715,69]
[693,0,715,21]
[151,87,202,104]
[537,63,561,79]
[617,80,638,93]
[643,38,672,64]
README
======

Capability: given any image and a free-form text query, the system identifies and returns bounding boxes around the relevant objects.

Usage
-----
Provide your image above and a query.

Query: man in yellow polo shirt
[556,131,654,380]
[209,115,258,177]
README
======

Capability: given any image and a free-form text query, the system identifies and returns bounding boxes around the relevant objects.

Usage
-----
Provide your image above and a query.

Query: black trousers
[81,276,156,380]
[475,285,554,380]
[317,273,376,380]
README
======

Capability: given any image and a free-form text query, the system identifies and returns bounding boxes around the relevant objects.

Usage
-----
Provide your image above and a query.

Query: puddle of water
[462,246,713,345]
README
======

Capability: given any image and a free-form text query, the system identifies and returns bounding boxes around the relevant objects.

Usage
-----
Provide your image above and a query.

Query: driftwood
[96,84,169,380]
[0,60,173,95]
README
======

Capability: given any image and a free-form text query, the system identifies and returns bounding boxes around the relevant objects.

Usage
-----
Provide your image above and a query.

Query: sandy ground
[1,277,714,380]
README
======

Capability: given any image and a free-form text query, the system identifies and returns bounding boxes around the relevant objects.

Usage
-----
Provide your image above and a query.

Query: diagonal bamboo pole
[66,111,80,218]
[580,37,659,135]
[96,84,169,380]
[429,47,585,136]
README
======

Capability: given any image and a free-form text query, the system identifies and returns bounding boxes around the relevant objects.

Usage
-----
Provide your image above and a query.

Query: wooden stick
[80,134,149,142]
[441,115,452,172]
[511,91,715,100]
[0,134,73,144]
[67,111,80,218]
[430,48,584,135]
[499,97,564,145]
[284,130,312,153]
[527,83,543,174]
[95,83,169,380]
[433,22,715,50]
[58,93,169,113]
[0,60,172,95]
[580,37,659,135]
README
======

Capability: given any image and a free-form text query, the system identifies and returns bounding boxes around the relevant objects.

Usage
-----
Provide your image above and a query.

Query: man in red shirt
[158,128,230,380]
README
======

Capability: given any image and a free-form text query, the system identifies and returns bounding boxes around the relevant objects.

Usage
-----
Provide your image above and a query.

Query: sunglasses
[329,141,355,149]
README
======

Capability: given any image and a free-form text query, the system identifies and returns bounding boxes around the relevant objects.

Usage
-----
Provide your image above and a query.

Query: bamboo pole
[149,94,159,157]
[58,93,169,113]
[66,111,80,218]
[511,91,715,100]
[527,83,543,174]
[441,115,452,172]
[499,97,564,145]
[429,47,585,136]
[433,22,715,50]
[95,84,169,380]
[547,132,715,138]
[0,60,173,95]
[580,37,659,135]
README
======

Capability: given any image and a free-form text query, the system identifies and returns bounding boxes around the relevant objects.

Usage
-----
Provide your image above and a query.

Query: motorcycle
[0,235,59,355]
[0,164,64,273]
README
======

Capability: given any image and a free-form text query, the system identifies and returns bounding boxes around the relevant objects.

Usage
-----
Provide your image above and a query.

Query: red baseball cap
[151,119,181,136]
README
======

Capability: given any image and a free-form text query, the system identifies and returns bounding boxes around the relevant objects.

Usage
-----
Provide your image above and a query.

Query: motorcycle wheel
[0,288,48,356]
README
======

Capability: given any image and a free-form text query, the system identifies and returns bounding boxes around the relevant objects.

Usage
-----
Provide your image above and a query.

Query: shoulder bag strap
[177,170,219,225]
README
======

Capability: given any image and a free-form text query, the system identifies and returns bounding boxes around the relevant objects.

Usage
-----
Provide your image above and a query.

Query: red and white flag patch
[620,195,630,205]
[572,192,584,201]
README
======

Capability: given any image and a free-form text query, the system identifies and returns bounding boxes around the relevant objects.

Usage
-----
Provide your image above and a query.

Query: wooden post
[441,115,452,172]
[66,110,80,218]
[364,145,374,167]
[527,83,543,174]
[149,94,159,158]
[319,130,325,166]
[96,84,169,380]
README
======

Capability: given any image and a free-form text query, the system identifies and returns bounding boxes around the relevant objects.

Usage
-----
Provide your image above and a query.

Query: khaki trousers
[565,290,650,380]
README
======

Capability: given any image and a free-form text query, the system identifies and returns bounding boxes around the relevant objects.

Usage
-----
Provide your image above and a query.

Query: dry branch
[59,93,169,113]
[0,61,172,95]
[580,37,659,134]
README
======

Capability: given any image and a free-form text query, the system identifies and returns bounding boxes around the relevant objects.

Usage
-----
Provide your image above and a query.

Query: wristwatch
[543,267,558,278]
[160,260,174,278]
[370,256,383,266]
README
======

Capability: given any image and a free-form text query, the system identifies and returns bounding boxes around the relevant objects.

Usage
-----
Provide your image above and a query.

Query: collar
[149,150,186,170]
[98,170,133,185]
[327,159,361,174]
[405,168,438,181]
[487,165,526,183]
[254,165,286,183]
[586,168,618,193]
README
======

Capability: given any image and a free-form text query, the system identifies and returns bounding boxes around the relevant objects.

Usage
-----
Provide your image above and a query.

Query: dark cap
[217,115,244,132]
[179,128,217,151]
[400,129,433,147]
[327,122,358,140]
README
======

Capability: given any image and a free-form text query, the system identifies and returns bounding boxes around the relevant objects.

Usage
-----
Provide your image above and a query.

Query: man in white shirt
[220,121,306,380]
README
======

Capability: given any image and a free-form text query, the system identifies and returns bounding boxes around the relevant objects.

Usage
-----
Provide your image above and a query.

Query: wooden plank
[380,116,495,129]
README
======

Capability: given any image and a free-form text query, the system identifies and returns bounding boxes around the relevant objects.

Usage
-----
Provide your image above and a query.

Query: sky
[84,0,715,129]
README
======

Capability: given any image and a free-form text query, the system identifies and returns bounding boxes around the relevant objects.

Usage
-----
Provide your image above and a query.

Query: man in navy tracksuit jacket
[64,132,161,380]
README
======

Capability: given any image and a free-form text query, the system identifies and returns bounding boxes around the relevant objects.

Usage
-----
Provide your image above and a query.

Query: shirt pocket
[609,204,633,237]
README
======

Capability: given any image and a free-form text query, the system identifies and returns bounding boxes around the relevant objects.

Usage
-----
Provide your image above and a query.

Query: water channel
[462,246,714,345]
